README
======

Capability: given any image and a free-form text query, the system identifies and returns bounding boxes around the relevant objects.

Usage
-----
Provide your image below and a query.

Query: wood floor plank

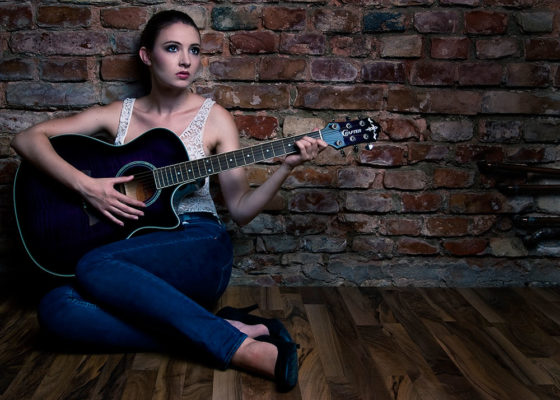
[337,287,378,326]
[119,369,158,400]
[424,319,542,400]
[3,287,560,399]
[304,304,345,379]
[87,354,131,400]
[321,288,391,400]
[30,353,88,400]
[152,357,187,400]
[381,289,479,400]
[181,362,213,400]
[212,369,242,400]
[281,292,329,400]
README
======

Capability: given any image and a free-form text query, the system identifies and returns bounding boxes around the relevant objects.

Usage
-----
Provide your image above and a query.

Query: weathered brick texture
[2,0,560,286]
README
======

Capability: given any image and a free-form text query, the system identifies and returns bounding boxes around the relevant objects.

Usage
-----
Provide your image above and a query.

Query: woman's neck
[143,86,193,116]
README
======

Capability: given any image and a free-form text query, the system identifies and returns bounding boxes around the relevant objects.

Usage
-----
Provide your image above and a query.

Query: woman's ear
[139,47,152,66]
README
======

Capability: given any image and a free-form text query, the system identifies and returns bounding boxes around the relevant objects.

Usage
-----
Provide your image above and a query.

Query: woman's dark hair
[140,10,199,51]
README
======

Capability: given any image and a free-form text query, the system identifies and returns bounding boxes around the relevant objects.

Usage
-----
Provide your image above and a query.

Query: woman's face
[141,22,202,90]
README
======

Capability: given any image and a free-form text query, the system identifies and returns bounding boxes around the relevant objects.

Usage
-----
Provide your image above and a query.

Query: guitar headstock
[321,118,380,150]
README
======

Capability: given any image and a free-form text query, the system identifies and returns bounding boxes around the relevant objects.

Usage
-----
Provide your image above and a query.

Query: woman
[11,10,326,391]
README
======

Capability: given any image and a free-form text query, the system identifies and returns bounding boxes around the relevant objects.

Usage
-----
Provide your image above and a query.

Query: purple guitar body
[13,128,195,277]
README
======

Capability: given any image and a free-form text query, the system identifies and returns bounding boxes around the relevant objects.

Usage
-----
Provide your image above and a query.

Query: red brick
[310,58,358,82]
[506,63,550,87]
[525,39,560,61]
[330,36,372,57]
[431,37,470,59]
[443,238,487,256]
[359,145,406,167]
[352,237,394,255]
[312,9,361,33]
[476,38,520,59]
[259,57,306,81]
[408,144,449,163]
[235,115,279,140]
[289,190,339,213]
[38,6,92,28]
[455,144,504,163]
[388,88,482,115]
[380,35,423,58]
[433,168,474,188]
[0,4,32,30]
[440,0,480,4]
[263,7,306,31]
[11,31,111,56]
[401,193,443,212]
[506,147,549,164]
[380,218,422,236]
[280,33,326,55]
[362,61,406,83]
[0,58,34,80]
[381,117,426,141]
[197,84,290,110]
[294,85,383,110]
[478,120,522,143]
[41,58,89,82]
[449,193,509,214]
[345,192,394,213]
[397,238,438,255]
[430,120,473,142]
[230,32,278,54]
[458,63,503,86]
[209,57,257,80]
[202,33,224,54]
[286,167,337,188]
[414,11,460,33]
[482,91,560,115]
[101,7,147,30]
[6,82,97,108]
[384,169,428,190]
[101,55,142,81]
[425,217,469,236]
[337,167,384,189]
[410,61,456,86]
[485,0,538,7]
[465,11,508,35]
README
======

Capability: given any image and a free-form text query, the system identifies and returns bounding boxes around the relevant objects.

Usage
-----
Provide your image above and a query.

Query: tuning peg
[340,149,346,157]
[346,116,351,121]
[353,145,359,153]
[366,144,374,151]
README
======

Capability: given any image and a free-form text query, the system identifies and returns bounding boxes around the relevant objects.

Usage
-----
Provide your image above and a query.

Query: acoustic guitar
[13,118,380,276]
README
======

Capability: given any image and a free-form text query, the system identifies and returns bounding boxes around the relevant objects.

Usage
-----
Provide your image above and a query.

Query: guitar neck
[153,130,322,189]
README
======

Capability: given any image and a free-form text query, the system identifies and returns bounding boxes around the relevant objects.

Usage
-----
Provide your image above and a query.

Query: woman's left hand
[283,136,328,169]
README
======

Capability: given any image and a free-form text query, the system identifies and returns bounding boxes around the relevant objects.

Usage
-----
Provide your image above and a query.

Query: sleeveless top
[115,98,218,217]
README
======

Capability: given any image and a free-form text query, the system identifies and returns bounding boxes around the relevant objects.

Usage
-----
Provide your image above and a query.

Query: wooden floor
[2,285,560,400]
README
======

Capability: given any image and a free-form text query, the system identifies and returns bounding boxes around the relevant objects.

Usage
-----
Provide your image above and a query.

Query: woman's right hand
[79,175,146,226]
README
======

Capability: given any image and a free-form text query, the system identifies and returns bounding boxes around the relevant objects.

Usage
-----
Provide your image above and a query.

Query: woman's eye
[190,47,200,56]
[166,45,178,52]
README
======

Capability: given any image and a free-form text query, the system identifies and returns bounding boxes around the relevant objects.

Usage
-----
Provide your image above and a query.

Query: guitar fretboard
[153,130,322,189]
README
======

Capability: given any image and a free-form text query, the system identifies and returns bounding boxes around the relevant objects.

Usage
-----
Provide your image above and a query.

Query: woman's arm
[208,106,327,226]
[11,103,146,225]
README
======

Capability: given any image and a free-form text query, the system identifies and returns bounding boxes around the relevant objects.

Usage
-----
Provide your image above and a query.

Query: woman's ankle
[231,338,277,377]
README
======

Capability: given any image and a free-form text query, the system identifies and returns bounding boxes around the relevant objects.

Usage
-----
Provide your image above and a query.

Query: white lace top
[115,98,218,217]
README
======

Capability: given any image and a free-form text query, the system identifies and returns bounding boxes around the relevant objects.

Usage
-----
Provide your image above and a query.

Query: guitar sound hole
[117,164,157,203]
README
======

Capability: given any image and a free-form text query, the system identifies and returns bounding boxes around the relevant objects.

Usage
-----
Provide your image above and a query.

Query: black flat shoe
[217,305,294,343]
[254,335,299,392]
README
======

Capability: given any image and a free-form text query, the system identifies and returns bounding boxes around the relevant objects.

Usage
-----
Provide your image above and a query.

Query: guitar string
[123,130,328,189]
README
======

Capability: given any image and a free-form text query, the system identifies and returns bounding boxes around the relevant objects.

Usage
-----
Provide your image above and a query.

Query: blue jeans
[37,214,247,369]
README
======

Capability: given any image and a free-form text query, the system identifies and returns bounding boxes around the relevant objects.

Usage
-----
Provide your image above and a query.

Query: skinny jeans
[37,214,247,369]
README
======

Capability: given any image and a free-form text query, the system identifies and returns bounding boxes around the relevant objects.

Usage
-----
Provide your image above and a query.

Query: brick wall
[1,0,560,286]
